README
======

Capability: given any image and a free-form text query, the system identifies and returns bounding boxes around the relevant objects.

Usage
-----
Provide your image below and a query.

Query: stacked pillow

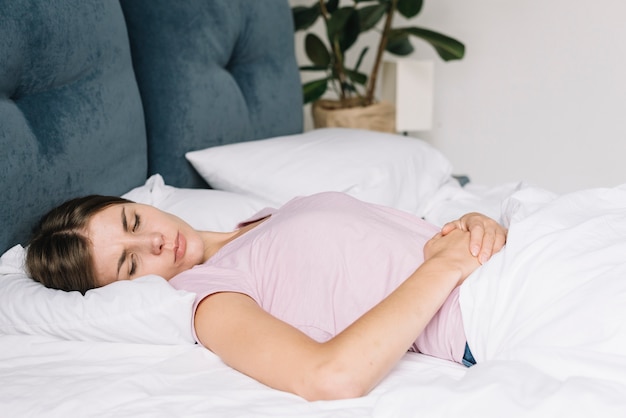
[124,174,272,232]
[186,128,453,217]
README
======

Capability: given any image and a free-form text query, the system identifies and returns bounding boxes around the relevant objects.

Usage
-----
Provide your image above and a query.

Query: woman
[26,191,506,401]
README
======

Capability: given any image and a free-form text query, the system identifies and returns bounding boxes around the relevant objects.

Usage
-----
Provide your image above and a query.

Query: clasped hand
[441,212,507,264]
[424,213,507,285]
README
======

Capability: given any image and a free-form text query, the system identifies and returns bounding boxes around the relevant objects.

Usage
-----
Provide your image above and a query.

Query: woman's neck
[199,217,269,263]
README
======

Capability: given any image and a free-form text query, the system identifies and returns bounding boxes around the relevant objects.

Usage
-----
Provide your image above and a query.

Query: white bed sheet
[422,178,530,227]
[2,333,624,417]
[0,334,465,417]
[3,181,626,417]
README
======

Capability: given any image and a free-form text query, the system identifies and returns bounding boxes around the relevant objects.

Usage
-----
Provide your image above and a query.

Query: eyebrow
[116,207,129,279]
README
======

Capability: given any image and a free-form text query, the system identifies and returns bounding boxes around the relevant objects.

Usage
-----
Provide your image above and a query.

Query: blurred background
[290,0,626,193]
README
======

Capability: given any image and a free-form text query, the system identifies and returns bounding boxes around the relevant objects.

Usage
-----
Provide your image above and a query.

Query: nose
[130,232,164,255]
[148,232,164,255]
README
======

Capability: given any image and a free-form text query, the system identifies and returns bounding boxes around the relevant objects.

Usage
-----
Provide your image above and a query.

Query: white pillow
[125,174,272,232]
[185,128,453,216]
[0,245,195,344]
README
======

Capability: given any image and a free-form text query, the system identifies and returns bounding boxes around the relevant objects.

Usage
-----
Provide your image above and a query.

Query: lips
[174,232,186,263]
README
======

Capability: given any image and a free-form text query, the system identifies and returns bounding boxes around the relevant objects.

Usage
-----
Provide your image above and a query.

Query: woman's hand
[424,229,482,285]
[441,212,507,264]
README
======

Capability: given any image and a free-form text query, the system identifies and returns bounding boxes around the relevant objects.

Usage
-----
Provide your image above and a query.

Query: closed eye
[133,213,141,232]
[129,254,137,277]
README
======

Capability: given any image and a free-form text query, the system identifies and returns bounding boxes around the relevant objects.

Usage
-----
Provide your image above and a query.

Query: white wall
[290,0,626,193]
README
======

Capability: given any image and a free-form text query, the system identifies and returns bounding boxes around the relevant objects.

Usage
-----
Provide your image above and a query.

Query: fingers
[492,227,508,257]
[468,224,485,258]
[423,229,482,282]
[473,223,508,264]
[441,219,463,235]
[441,212,507,264]
[473,226,494,264]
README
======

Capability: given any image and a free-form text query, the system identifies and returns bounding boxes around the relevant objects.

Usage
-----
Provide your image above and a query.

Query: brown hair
[25,195,131,294]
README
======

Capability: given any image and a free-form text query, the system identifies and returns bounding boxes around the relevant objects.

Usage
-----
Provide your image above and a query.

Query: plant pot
[312,99,396,133]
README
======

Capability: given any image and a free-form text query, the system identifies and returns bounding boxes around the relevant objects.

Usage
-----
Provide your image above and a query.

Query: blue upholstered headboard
[0,0,303,254]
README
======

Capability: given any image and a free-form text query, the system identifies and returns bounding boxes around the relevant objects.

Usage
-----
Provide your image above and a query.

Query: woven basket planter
[312,99,396,133]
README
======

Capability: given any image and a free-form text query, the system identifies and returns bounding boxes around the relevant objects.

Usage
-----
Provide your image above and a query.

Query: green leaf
[397,0,423,18]
[357,4,387,32]
[299,65,329,71]
[346,69,368,86]
[327,7,361,52]
[292,5,320,32]
[397,26,465,60]
[354,47,369,72]
[303,78,329,104]
[305,34,331,67]
[326,0,339,13]
[386,30,414,55]
[342,81,358,93]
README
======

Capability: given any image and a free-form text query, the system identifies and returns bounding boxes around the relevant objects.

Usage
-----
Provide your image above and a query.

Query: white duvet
[464,185,626,377]
[2,184,626,417]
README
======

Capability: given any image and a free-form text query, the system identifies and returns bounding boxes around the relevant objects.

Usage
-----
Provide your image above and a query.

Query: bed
[2,1,626,417]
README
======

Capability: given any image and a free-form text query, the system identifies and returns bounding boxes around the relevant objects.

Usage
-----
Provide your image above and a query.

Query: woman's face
[86,203,205,286]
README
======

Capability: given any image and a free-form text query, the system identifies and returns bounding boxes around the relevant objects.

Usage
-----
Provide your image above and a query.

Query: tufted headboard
[0,0,303,254]
[120,0,303,187]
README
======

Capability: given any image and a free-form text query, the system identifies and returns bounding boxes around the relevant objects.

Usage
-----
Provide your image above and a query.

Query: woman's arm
[194,229,480,401]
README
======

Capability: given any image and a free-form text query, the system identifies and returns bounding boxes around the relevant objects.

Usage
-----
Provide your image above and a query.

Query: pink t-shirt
[169,192,467,364]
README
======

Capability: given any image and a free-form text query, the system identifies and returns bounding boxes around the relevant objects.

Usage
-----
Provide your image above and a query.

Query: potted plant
[292,0,465,132]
